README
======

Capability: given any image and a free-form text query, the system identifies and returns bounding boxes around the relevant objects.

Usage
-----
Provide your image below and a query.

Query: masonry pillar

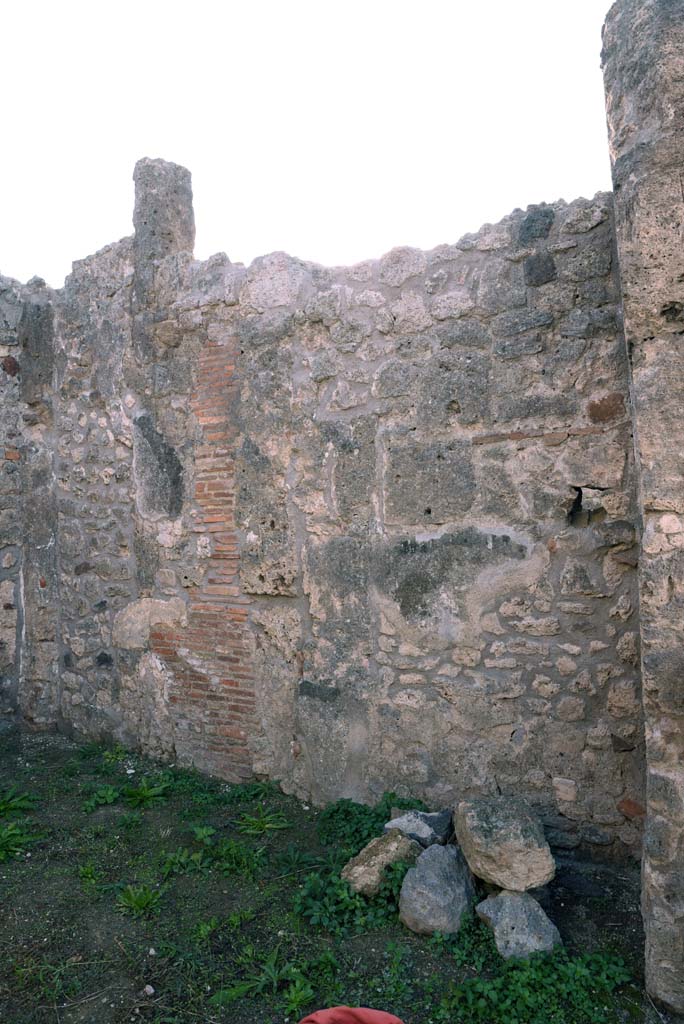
[602,0,684,1012]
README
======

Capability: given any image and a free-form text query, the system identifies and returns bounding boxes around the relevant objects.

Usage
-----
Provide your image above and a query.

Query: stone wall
[603,0,684,1011]
[2,163,646,864]
[0,275,25,715]
[0,274,58,726]
[234,195,644,865]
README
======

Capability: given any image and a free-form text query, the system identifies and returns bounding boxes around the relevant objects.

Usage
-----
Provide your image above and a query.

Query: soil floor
[0,725,677,1024]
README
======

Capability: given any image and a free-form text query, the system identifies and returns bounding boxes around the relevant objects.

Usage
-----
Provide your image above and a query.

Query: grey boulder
[399,844,475,935]
[454,797,555,891]
[384,809,453,847]
[476,890,561,959]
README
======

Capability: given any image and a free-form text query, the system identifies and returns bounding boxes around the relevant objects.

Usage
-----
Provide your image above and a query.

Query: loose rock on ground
[383,809,453,847]
[476,890,561,959]
[399,843,475,935]
[454,796,555,891]
[341,830,421,897]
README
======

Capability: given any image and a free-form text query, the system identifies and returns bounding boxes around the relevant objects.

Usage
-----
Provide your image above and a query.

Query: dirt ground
[0,725,675,1024]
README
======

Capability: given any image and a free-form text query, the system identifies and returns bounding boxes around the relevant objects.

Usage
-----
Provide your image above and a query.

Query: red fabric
[298,1008,405,1024]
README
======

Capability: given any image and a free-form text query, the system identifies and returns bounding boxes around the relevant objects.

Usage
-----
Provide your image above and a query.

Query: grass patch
[0,730,650,1024]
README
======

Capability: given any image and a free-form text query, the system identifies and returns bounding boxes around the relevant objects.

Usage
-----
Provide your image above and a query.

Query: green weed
[236,805,291,835]
[14,955,88,1002]
[76,741,104,761]
[0,821,42,861]
[274,842,319,875]
[432,948,630,1024]
[123,777,169,808]
[223,780,280,805]
[120,810,143,832]
[78,861,105,894]
[81,784,119,813]
[190,824,216,846]
[116,883,162,918]
[161,846,209,879]
[294,860,410,936]
[369,941,412,1003]
[102,743,127,765]
[431,912,499,972]
[0,785,37,818]
[210,945,295,1005]
[193,916,219,944]
[317,792,427,855]
[211,837,266,877]
[226,908,256,928]
[284,975,316,1015]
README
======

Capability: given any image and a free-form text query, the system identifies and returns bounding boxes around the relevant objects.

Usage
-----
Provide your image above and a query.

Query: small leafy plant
[78,861,105,894]
[123,778,169,808]
[116,883,162,918]
[102,743,127,766]
[236,806,291,835]
[274,842,319,875]
[193,916,219,944]
[223,780,279,805]
[210,945,296,1006]
[317,792,427,855]
[211,837,266,878]
[120,810,143,832]
[0,821,41,862]
[432,948,631,1024]
[13,955,85,1002]
[226,908,256,929]
[82,785,119,813]
[161,846,208,879]
[190,825,216,846]
[294,860,410,936]
[431,913,498,972]
[284,975,315,1016]
[0,786,37,818]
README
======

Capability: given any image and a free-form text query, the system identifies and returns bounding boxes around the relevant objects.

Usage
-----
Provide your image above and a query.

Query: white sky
[2,0,613,288]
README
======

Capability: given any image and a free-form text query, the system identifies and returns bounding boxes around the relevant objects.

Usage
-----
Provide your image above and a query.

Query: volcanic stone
[454,797,555,891]
[399,844,475,935]
[476,890,561,959]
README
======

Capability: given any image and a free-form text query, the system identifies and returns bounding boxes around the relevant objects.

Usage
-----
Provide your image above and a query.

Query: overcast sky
[2,1,613,288]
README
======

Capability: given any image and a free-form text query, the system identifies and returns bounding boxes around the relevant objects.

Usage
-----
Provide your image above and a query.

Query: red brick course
[150,336,256,780]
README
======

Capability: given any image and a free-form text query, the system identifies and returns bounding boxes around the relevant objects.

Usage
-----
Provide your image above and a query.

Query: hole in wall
[567,486,607,527]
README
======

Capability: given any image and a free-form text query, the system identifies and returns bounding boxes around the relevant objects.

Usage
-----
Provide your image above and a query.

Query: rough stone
[399,844,476,935]
[341,830,421,897]
[603,1,684,1010]
[384,809,453,847]
[112,598,187,650]
[476,891,561,959]
[455,797,556,891]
